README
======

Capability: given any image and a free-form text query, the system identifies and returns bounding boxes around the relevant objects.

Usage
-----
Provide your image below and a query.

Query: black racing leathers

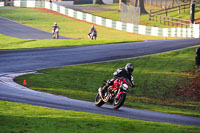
[101,68,135,96]
[113,68,135,88]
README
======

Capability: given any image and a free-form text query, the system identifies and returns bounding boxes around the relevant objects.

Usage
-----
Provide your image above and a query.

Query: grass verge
[14,46,200,117]
[0,100,200,132]
[0,6,182,50]
[0,34,139,50]
[0,7,169,41]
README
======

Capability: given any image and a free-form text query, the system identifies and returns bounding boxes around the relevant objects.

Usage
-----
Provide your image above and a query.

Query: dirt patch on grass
[33,8,105,27]
[62,5,118,12]
[32,8,143,37]
[33,8,112,29]
[176,69,200,101]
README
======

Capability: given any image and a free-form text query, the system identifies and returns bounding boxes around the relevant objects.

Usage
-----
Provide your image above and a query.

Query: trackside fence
[6,0,200,38]
[0,1,4,7]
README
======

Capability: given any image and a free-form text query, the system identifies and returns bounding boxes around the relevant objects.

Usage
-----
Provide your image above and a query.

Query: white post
[193,24,200,38]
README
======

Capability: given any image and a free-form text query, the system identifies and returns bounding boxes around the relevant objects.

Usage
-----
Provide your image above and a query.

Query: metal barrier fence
[144,0,200,8]
[5,0,200,38]
[144,0,180,8]
[120,2,140,25]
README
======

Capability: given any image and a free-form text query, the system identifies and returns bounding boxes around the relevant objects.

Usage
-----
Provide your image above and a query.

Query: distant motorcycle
[94,77,131,109]
[52,28,59,39]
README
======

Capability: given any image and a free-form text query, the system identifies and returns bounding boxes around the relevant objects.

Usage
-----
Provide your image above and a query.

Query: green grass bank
[0,7,168,41]
[0,34,139,50]
[14,46,200,117]
[0,6,184,50]
[0,6,182,50]
[0,100,200,132]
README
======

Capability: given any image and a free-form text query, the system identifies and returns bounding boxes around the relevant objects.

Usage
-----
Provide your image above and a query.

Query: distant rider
[100,63,135,97]
[88,25,97,40]
[52,22,60,34]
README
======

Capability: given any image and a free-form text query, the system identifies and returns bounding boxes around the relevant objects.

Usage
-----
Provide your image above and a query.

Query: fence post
[192,24,200,38]
[164,7,167,16]
[168,17,169,26]
[190,3,195,24]
[164,17,165,25]
[119,0,122,11]
[149,10,151,20]
[160,16,161,23]
[184,4,185,12]
[149,0,152,20]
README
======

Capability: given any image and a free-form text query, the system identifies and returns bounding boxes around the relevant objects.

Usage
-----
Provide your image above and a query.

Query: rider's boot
[99,82,109,98]
[88,33,92,40]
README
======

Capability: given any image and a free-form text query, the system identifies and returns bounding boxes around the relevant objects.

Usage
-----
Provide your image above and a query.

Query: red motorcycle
[94,78,131,109]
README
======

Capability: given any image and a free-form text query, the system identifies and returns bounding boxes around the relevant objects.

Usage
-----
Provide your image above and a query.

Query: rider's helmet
[54,22,57,25]
[125,63,134,74]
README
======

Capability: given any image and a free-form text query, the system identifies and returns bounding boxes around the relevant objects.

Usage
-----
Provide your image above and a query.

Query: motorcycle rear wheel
[94,93,105,107]
[113,93,126,109]
[55,32,59,39]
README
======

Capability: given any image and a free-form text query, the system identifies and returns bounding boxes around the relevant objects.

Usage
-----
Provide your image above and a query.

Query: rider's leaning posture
[88,25,97,40]
[52,22,60,32]
[100,63,135,97]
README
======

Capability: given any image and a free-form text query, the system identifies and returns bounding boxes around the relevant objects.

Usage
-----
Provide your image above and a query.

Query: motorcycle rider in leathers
[88,25,97,40]
[100,63,135,97]
[52,22,60,34]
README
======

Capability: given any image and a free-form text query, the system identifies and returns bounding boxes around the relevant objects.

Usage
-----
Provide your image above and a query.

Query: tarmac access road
[0,16,70,39]
[1,38,200,73]
[0,16,200,127]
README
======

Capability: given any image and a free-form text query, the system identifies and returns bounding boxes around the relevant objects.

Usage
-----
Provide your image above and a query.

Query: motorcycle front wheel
[94,93,105,107]
[52,33,55,39]
[113,93,126,109]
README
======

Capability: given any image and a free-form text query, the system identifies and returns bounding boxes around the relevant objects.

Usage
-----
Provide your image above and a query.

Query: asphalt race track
[0,17,69,39]
[0,17,200,126]
[1,38,200,73]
